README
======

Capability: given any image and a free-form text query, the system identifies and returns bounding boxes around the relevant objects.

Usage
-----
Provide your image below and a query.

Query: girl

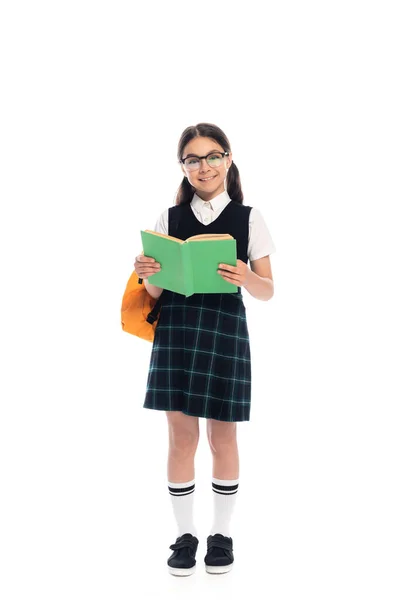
[134,123,275,576]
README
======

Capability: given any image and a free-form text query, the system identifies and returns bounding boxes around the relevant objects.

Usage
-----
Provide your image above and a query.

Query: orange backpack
[121,272,163,342]
[121,208,179,342]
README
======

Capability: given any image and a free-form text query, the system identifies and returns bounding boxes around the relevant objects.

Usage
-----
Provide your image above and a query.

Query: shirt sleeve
[153,208,169,234]
[247,207,276,261]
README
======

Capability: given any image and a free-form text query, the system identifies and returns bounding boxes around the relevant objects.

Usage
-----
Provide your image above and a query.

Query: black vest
[145,199,252,322]
[168,201,252,264]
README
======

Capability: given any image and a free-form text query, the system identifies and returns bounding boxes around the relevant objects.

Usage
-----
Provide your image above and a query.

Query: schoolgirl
[134,122,275,576]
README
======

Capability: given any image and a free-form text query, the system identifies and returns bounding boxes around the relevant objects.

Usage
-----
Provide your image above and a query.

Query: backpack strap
[146,295,162,323]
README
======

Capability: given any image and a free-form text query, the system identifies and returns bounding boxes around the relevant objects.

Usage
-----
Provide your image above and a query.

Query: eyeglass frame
[179,151,230,170]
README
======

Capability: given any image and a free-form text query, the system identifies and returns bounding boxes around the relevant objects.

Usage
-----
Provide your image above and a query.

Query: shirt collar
[191,189,231,212]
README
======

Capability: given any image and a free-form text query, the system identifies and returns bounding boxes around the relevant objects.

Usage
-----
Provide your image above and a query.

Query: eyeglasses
[180,151,229,171]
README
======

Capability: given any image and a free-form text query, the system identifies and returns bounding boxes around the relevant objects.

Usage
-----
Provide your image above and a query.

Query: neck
[195,188,225,202]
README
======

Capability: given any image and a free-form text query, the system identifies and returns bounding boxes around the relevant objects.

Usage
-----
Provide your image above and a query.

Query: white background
[1,1,399,598]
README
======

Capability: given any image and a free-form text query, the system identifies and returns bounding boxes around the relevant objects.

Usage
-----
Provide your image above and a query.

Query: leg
[166,411,200,576]
[167,411,200,482]
[204,419,238,573]
[206,418,239,538]
[206,419,239,480]
[166,411,199,535]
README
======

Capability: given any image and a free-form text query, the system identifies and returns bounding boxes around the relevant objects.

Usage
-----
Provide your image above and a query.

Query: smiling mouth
[199,175,217,182]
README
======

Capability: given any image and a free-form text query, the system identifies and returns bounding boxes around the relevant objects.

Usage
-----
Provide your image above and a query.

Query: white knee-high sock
[168,479,197,537]
[210,477,239,537]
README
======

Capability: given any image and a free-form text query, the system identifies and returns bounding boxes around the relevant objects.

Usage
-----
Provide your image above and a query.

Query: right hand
[134,253,161,279]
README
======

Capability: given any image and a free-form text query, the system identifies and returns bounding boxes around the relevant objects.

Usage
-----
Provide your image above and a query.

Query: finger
[137,255,156,263]
[136,265,161,273]
[219,263,237,273]
[218,267,236,276]
[136,270,161,279]
[219,272,241,283]
[137,263,160,270]
[135,261,161,272]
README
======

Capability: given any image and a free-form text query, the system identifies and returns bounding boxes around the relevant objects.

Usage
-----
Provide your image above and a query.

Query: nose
[199,158,211,173]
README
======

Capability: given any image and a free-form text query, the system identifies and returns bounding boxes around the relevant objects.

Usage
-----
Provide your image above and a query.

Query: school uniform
[143,190,276,422]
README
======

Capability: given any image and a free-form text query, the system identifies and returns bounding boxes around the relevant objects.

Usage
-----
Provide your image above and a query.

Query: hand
[134,253,161,278]
[217,259,250,286]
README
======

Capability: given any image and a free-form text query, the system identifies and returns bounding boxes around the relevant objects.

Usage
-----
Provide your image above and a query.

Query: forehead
[183,136,224,157]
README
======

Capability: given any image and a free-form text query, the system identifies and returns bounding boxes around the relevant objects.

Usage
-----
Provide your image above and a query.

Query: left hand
[217,259,250,286]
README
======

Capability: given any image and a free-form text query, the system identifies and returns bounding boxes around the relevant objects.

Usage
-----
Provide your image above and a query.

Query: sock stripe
[210,479,239,537]
[169,490,195,497]
[212,482,239,494]
[168,481,197,537]
[168,483,195,496]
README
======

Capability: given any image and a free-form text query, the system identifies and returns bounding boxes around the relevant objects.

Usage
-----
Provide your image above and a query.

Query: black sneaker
[204,533,234,574]
[167,533,199,576]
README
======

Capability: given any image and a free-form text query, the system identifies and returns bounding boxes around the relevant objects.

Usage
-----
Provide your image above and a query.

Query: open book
[140,230,238,297]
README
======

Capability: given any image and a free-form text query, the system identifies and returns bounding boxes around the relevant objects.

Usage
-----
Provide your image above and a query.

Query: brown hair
[175,122,244,206]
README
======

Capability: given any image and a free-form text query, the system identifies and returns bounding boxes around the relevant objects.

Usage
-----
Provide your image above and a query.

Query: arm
[134,255,164,299]
[218,255,274,302]
[243,255,274,301]
[135,209,169,300]
[242,207,275,301]
[144,279,164,299]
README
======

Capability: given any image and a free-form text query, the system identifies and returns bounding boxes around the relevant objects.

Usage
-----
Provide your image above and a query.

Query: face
[180,137,232,201]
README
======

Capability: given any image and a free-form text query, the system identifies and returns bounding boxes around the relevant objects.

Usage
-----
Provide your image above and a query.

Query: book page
[186,233,233,242]
[144,229,184,244]
[187,237,238,294]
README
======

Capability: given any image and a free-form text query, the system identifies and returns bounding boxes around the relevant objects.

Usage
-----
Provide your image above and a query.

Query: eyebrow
[184,149,223,158]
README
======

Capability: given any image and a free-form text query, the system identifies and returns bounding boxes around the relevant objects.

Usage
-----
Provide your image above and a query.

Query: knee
[168,427,199,456]
[207,422,237,455]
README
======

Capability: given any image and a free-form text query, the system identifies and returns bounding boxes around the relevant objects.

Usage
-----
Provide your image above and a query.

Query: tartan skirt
[143,290,252,422]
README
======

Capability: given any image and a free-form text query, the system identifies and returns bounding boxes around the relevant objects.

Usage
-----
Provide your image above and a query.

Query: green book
[140,230,238,297]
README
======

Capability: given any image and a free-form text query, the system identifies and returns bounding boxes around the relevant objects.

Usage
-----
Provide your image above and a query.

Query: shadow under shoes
[167,533,199,576]
[204,533,234,574]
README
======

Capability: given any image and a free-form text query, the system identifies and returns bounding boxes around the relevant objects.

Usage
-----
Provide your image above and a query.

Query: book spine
[181,243,194,297]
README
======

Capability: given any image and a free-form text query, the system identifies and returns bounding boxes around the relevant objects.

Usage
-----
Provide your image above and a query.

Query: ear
[180,163,187,178]
[226,152,233,170]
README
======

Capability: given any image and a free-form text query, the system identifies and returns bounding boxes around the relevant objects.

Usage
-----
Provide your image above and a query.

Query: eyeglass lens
[183,153,224,171]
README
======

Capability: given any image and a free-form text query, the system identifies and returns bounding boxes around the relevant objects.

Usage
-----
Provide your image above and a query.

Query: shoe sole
[168,565,196,577]
[205,563,233,574]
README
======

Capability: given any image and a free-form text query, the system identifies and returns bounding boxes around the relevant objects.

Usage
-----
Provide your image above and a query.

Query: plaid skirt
[143,290,251,422]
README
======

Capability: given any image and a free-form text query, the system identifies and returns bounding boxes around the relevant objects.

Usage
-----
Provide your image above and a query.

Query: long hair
[175,123,244,206]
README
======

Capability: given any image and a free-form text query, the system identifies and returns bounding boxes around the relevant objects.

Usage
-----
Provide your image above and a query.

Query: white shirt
[153,190,276,261]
